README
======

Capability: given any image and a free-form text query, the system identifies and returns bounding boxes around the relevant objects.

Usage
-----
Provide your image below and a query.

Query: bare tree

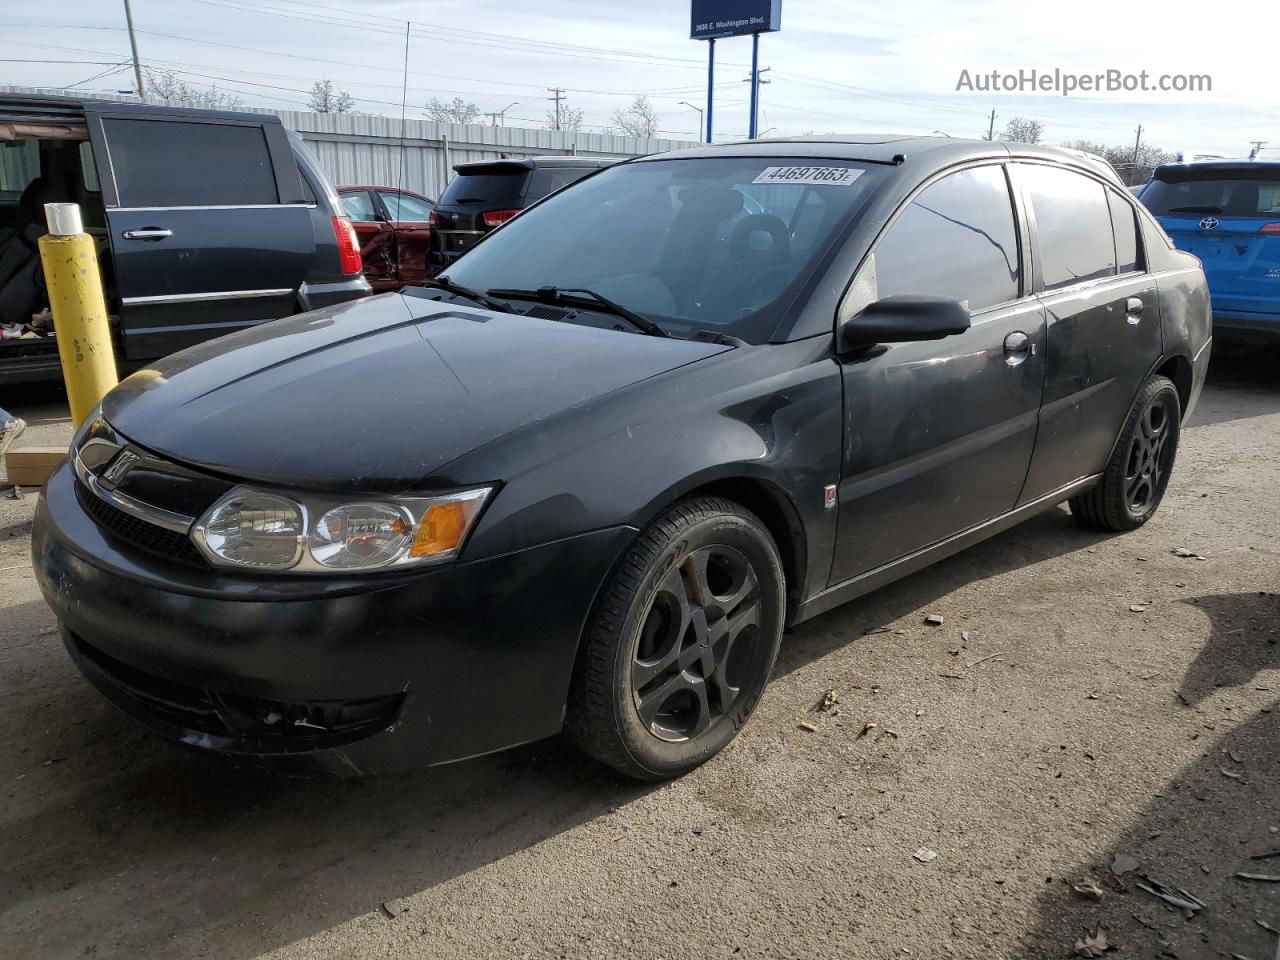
[1061,138,1176,185]
[549,105,585,133]
[424,96,480,125]
[308,78,355,114]
[1000,117,1044,144]
[144,68,244,110]
[609,95,659,139]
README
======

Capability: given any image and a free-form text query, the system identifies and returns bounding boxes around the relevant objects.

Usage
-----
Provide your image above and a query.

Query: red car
[337,186,436,290]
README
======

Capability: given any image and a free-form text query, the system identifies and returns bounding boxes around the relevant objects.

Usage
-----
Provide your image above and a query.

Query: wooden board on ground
[5,447,67,487]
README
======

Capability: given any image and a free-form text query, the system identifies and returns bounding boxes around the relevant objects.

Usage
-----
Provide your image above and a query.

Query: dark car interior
[0,123,111,353]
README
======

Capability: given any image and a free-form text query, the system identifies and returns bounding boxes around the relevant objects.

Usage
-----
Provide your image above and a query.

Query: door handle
[1003,330,1033,366]
[122,228,173,241]
[1125,297,1143,325]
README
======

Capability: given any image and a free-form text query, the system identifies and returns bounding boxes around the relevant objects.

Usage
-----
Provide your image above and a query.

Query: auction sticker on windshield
[752,166,865,186]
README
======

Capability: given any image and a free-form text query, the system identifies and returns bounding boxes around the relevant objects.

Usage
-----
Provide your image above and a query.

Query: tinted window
[340,190,379,221]
[874,165,1020,311]
[1141,169,1280,217]
[0,140,39,201]
[1108,191,1140,274]
[438,169,528,209]
[79,141,100,194]
[378,190,433,221]
[524,167,592,201]
[104,119,277,207]
[445,158,884,343]
[1021,164,1116,290]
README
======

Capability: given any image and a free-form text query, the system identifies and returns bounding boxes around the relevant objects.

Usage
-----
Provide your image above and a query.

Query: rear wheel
[1069,375,1181,531]
[565,497,785,781]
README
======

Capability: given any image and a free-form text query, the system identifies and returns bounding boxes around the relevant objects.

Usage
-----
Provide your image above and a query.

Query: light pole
[679,101,704,140]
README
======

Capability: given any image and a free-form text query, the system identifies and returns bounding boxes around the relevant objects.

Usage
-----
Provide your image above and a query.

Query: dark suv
[428,156,612,267]
[0,95,370,385]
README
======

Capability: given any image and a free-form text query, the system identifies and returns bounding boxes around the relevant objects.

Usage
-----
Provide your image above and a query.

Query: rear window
[1141,168,1280,217]
[524,167,593,201]
[104,118,278,207]
[438,167,529,209]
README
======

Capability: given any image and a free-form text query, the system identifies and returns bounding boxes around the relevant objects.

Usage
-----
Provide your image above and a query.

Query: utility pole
[743,62,771,139]
[986,109,997,140]
[485,102,519,127]
[547,87,565,131]
[1249,139,1268,159]
[122,0,145,97]
[1132,123,1143,165]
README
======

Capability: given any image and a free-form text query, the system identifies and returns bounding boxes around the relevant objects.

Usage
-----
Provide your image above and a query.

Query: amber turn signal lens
[411,500,469,557]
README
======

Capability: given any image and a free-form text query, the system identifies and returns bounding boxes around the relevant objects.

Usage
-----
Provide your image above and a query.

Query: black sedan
[32,136,1212,780]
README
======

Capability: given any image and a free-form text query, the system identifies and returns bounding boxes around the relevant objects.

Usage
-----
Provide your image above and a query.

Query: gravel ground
[1,354,1277,960]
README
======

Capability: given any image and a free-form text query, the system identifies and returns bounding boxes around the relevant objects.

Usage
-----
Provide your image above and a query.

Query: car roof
[453,156,610,174]
[636,135,1124,184]
[0,92,281,126]
[338,185,435,199]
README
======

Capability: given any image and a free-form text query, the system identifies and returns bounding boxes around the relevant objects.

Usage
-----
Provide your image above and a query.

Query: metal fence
[1,87,697,199]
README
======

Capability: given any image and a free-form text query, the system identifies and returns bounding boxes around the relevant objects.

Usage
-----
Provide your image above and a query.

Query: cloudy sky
[3,0,1274,156]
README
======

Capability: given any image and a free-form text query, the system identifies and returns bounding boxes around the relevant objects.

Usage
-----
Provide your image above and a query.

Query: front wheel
[1069,375,1181,531]
[565,497,785,781]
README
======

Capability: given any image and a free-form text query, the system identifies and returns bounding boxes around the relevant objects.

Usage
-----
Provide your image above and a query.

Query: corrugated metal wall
[277,110,696,198]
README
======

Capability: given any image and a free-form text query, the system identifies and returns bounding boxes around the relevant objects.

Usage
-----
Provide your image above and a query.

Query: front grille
[75,479,208,568]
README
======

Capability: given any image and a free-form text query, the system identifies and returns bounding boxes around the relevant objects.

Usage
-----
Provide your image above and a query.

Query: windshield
[1142,169,1280,217]
[442,157,884,342]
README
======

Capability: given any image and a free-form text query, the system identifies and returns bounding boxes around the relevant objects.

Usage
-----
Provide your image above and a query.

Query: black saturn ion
[33,136,1211,780]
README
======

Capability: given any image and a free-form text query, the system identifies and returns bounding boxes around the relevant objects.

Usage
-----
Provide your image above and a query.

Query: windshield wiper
[418,276,513,313]
[487,286,668,337]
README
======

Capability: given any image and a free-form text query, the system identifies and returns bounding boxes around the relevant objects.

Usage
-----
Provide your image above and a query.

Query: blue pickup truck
[1139,159,1280,344]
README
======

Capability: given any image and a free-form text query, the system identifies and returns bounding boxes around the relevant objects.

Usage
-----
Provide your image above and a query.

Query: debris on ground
[381,898,407,918]
[912,847,937,864]
[1171,547,1208,560]
[1250,850,1280,861]
[814,688,840,714]
[1220,767,1247,783]
[1074,926,1111,957]
[1129,604,1149,613]
[1134,875,1206,913]
[924,614,945,626]
[966,652,1005,668]
[1235,873,1280,883]
[797,721,818,733]
[856,721,877,739]
[1071,878,1105,899]
[1110,854,1140,877]
[863,625,891,635]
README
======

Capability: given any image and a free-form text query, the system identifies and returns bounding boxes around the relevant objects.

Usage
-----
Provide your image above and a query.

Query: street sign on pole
[690,0,781,40]
[690,0,780,142]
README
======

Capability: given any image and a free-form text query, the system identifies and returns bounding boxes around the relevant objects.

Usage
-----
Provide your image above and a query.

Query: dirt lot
[1,354,1277,960]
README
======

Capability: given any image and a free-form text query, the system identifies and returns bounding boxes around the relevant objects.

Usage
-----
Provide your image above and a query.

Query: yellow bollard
[38,202,118,427]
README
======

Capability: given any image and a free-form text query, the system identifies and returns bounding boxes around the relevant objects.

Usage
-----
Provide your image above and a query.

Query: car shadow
[1186,350,1280,430]
[1024,589,1280,959]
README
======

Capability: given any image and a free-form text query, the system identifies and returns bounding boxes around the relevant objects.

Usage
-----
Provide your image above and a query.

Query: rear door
[376,189,433,284]
[1140,165,1280,320]
[339,189,395,289]
[84,106,313,359]
[1013,162,1164,502]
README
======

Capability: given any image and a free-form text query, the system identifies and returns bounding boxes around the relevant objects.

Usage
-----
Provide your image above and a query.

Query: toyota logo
[1200,216,1220,230]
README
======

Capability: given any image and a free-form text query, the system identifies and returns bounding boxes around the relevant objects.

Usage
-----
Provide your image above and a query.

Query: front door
[830,163,1046,584]
[84,107,313,360]
[1012,164,1164,501]
[376,190,434,285]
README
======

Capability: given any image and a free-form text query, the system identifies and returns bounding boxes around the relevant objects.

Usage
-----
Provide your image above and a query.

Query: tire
[1069,375,1181,532]
[565,496,786,781]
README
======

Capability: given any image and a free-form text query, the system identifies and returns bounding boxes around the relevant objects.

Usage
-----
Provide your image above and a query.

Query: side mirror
[839,294,971,350]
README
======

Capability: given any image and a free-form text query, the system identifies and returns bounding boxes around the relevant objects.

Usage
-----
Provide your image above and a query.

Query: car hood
[102,293,730,491]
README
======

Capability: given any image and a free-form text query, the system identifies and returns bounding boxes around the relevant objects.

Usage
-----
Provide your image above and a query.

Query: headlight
[193,486,492,573]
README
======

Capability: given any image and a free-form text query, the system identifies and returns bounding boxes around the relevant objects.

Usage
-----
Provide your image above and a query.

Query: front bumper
[33,463,634,773]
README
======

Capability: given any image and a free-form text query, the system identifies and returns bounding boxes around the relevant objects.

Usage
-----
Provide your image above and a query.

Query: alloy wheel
[631,545,761,742]
[1123,395,1174,515]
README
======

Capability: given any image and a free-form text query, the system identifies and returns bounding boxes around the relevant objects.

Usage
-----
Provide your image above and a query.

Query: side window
[1108,190,1141,274]
[78,141,100,194]
[378,191,433,221]
[525,168,589,200]
[0,139,40,204]
[340,190,379,222]
[874,165,1020,312]
[1020,164,1117,290]
[103,118,278,207]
